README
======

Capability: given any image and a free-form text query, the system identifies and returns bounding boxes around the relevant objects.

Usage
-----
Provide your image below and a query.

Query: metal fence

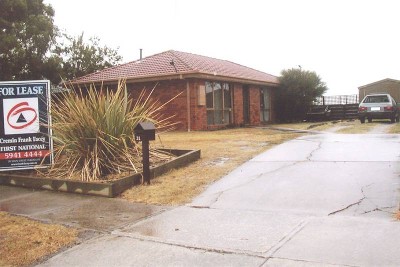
[313,94,359,105]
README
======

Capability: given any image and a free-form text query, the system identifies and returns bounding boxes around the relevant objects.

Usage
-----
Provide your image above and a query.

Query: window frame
[205,81,232,125]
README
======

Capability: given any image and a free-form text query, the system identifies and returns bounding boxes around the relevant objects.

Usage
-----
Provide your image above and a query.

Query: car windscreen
[363,95,389,103]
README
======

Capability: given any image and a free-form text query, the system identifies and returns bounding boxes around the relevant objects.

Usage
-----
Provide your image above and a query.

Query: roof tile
[72,50,279,85]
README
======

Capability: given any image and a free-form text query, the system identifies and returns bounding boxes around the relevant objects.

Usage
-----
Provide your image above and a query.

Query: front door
[260,88,271,122]
[243,86,250,124]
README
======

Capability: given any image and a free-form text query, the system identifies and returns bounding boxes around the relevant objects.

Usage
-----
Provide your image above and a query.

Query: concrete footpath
[1,132,400,266]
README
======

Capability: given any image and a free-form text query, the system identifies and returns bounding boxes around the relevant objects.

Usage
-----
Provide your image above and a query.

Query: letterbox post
[134,122,156,185]
[142,138,150,185]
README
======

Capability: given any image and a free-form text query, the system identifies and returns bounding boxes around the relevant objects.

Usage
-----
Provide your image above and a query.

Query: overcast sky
[45,0,400,95]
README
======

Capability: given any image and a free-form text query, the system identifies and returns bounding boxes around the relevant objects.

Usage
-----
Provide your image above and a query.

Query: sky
[44,0,400,95]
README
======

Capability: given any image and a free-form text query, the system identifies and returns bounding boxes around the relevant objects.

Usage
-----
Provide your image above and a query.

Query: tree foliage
[0,0,122,84]
[0,0,57,81]
[276,68,328,122]
[55,33,123,81]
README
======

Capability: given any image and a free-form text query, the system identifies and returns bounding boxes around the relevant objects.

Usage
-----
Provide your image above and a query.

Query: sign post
[0,80,53,171]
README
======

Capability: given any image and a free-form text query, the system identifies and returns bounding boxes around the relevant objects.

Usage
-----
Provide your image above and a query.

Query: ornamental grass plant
[47,79,177,181]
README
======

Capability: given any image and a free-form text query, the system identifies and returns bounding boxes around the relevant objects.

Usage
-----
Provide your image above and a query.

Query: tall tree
[277,68,328,122]
[0,0,57,81]
[55,33,123,81]
[0,1,122,84]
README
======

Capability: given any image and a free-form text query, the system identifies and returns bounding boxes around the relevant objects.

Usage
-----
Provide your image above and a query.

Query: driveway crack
[328,184,371,216]
[328,196,366,216]
[306,141,322,161]
[361,206,396,215]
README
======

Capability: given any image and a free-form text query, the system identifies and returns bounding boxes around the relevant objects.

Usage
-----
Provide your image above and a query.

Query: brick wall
[124,79,276,131]
[189,79,207,131]
[126,79,213,131]
[127,80,188,130]
[232,84,244,126]
[249,85,261,125]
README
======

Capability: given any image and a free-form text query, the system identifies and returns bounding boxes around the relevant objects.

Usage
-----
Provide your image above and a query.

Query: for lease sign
[0,80,53,170]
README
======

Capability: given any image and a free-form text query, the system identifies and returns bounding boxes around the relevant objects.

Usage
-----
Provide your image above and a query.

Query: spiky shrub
[48,79,176,181]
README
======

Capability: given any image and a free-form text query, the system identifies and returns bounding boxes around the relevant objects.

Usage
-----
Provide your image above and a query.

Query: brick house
[72,50,279,131]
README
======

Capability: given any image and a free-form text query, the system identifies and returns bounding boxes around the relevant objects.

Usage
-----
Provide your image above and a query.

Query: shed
[71,50,279,131]
[358,78,400,103]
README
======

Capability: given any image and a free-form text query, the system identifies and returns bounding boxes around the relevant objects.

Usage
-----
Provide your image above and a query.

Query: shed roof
[71,50,279,86]
[358,78,400,89]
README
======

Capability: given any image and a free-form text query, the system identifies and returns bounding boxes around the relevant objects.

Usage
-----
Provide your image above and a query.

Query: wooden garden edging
[0,149,200,197]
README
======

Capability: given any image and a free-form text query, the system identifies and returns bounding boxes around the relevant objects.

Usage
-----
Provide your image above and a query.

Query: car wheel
[368,118,372,123]
[360,118,365,123]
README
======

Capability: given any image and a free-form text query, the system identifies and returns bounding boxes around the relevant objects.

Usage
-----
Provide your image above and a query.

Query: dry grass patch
[273,121,362,132]
[395,210,400,221]
[121,128,302,205]
[335,120,378,134]
[388,123,400,134]
[278,120,398,134]
[0,212,78,267]
[336,120,397,134]
[272,122,330,131]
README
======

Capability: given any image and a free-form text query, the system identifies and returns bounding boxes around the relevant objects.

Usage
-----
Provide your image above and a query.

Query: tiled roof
[72,50,279,85]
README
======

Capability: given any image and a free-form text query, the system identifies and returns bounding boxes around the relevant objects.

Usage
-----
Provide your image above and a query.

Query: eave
[70,72,280,88]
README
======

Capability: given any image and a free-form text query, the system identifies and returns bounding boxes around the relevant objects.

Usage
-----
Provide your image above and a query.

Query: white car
[358,93,399,123]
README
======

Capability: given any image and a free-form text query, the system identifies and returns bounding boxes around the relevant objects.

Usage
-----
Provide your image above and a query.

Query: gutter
[70,72,280,88]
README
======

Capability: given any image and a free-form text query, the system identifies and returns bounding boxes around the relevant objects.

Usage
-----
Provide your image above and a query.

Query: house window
[205,82,231,125]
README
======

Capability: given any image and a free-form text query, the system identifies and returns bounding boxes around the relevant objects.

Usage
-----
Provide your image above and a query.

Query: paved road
[6,132,400,266]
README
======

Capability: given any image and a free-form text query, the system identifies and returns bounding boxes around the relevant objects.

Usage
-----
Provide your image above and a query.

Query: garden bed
[0,149,200,197]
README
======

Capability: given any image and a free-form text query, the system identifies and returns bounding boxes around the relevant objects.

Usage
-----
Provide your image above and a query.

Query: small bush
[47,79,176,181]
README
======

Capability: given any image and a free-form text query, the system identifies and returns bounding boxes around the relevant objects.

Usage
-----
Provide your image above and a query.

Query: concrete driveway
[38,132,400,266]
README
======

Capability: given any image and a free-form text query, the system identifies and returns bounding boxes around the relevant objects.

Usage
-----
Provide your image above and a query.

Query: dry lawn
[121,120,400,205]
[334,120,400,134]
[121,128,302,205]
[335,120,385,134]
[395,210,400,221]
[277,120,400,134]
[271,121,334,131]
[389,122,400,134]
[0,212,78,267]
